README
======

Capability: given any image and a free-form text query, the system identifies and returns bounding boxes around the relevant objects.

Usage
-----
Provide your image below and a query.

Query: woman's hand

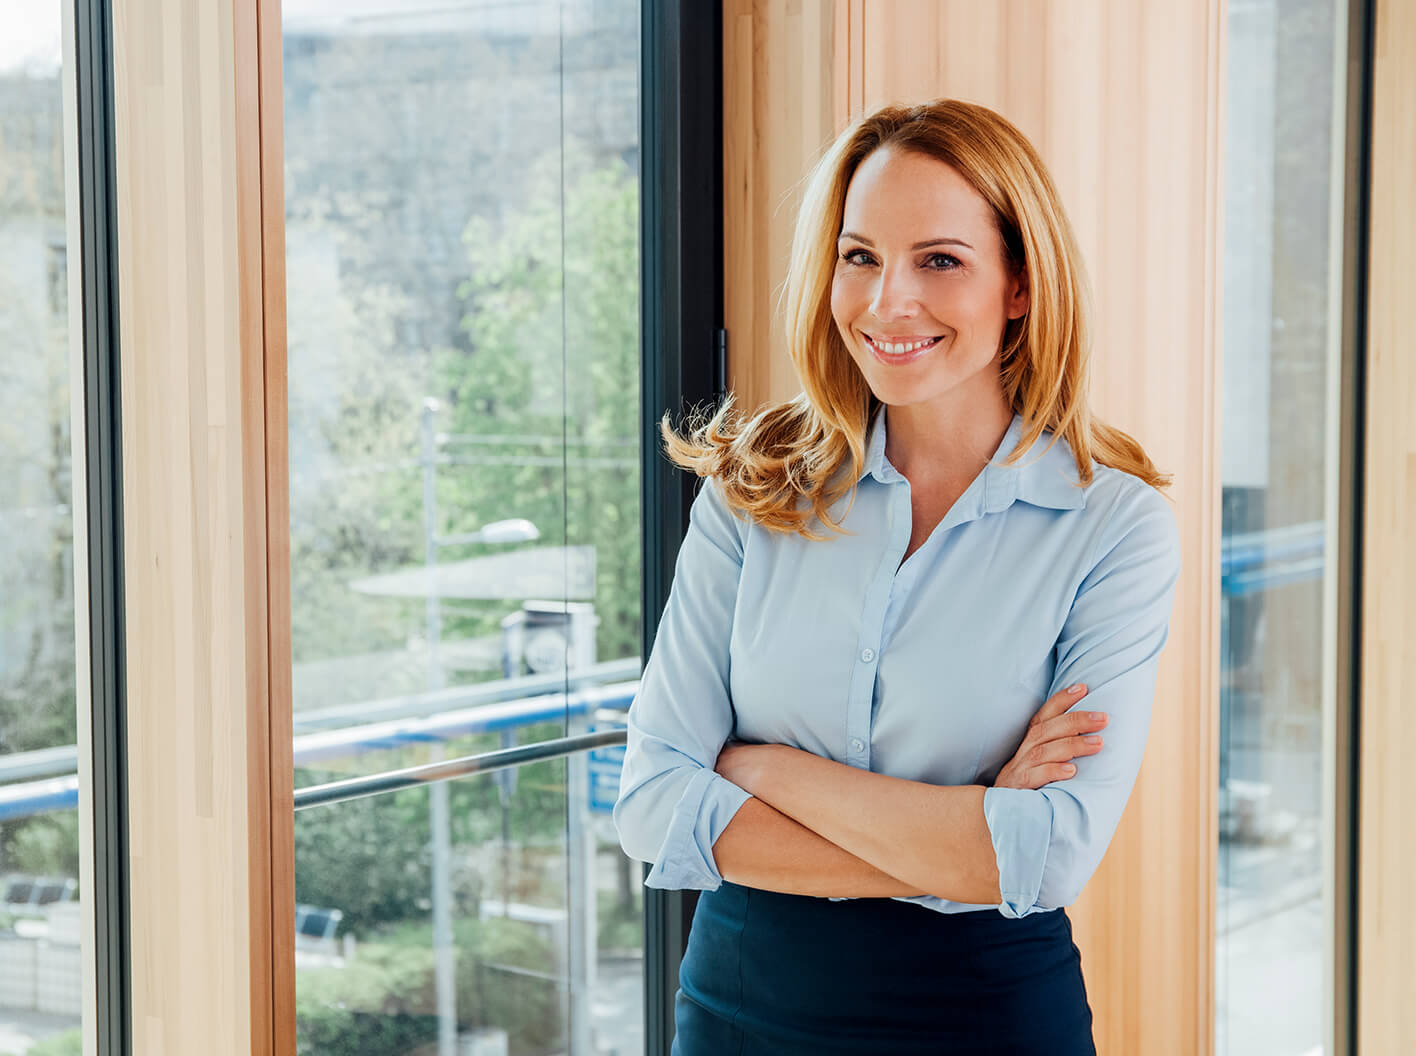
[993,684,1108,790]
[714,740,778,795]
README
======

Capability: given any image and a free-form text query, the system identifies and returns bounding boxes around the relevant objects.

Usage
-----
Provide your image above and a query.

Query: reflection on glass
[285,1,643,1052]
[0,5,86,1054]
[1219,0,1346,1053]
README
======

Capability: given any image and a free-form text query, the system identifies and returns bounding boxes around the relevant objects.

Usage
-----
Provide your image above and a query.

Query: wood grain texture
[723,4,1224,1053]
[256,0,295,1048]
[112,0,286,1050]
[1359,0,1416,1050]
[722,0,841,405]
[250,0,294,1047]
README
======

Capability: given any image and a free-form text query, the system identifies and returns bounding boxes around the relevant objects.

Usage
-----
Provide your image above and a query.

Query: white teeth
[871,336,937,355]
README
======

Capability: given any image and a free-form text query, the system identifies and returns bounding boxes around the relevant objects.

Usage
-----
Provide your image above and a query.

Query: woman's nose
[868,263,922,320]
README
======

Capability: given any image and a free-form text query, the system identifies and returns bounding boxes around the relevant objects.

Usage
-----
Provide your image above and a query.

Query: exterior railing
[292,728,627,811]
[0,672,639,821]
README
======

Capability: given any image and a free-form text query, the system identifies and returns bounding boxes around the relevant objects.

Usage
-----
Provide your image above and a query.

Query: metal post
[567,711,594,1056]
[422,398,458,1056]
[567,605,599,1055]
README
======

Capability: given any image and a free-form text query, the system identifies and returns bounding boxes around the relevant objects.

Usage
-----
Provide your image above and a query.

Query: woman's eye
[839,249,960,270]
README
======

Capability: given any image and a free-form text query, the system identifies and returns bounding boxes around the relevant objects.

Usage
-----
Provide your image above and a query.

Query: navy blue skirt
[673,882,1096,1055]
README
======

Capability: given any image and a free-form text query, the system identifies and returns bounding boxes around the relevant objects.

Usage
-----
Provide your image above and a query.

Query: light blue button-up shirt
[614,407,1181,917]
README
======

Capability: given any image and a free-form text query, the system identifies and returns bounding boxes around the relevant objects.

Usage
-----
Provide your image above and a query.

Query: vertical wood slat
[722,4,1223,1053]
[111,0,288,1050]
[256,0,295,1048]
[234,1,271,1050]
[1359,0,1416,1051]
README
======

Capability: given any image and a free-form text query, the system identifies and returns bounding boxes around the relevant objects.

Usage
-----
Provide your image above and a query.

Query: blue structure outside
[588,724,630,815]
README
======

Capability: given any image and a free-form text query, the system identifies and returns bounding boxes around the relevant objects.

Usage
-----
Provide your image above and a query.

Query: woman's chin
[863,372,936,406]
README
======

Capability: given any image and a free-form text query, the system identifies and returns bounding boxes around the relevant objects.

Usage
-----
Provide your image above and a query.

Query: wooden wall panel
[723,4,1223,1053]
[722,0,840,404]
[1359,0,1416,1050]
[111,0,291,1051]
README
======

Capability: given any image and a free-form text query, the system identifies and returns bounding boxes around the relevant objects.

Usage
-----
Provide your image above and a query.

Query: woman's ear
[1007,267,1030,321]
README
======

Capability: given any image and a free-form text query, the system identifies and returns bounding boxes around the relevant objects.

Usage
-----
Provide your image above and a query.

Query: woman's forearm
[712,796,928,898]
[719,745,1003,904]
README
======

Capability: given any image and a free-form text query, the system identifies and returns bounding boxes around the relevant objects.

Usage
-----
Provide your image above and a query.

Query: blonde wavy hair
[664,98,1169,537]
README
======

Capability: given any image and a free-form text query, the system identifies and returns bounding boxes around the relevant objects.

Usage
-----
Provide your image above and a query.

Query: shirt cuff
[983,786,1054,918]
[644,768,753,891]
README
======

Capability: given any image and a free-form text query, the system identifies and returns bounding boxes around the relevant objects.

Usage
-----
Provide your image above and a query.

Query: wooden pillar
[111,0,292,1050]
[1358,0,1416,1050]
[723,4,1224,1053]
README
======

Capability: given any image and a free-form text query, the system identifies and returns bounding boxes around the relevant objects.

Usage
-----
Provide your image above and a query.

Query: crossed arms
[613,476,1181,917]
[709,743,995,902]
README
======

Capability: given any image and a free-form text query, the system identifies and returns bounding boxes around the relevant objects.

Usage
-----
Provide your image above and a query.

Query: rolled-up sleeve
[983,483,1182,918]
[613,476,753,891]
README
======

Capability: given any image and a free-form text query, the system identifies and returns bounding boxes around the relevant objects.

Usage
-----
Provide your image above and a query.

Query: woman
[614,99,1181,1055]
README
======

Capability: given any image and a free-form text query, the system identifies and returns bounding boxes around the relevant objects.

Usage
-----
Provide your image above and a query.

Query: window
[283,2,644,1052]
[0,5,88,1052]
[1218,0,1355,1051]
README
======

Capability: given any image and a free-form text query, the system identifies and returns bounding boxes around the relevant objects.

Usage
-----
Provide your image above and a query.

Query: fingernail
[1063,764,1076,774]
[1090,712,1106,721]
[1084,736,1102,745]
[1068,684,1085,694]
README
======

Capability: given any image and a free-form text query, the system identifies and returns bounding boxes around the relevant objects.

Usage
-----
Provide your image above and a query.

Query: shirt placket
[844,477,912,768]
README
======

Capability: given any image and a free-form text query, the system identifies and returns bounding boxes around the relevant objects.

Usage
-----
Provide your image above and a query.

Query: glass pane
[284,1,643,1052]
[0,5,87,1054]
[1218,0,1347,1052]
[292,766,645,1056]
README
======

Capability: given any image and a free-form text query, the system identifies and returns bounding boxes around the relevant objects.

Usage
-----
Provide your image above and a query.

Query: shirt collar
[858,406,1089,512]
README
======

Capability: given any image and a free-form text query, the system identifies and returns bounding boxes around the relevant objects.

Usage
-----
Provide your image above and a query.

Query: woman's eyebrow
[837,231,974,251]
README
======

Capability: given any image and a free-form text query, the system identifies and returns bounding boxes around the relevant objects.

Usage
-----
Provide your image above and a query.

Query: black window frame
[640,1,724,1051]
[1337,2,1375,1054]
[73,0,130,1051]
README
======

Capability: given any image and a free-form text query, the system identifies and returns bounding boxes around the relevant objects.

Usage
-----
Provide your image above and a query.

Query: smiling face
[830,146,1029,418]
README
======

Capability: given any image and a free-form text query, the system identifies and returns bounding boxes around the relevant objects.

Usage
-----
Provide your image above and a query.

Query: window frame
[640,1,725,1051]
[72,0,131,1051]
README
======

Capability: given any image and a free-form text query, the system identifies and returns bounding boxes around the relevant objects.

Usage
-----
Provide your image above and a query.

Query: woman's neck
[882,389,1014,488]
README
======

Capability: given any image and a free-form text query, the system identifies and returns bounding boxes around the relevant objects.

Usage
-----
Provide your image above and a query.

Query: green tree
[433,146,641,665]
[294,735,570,936]
[2,808,79,879]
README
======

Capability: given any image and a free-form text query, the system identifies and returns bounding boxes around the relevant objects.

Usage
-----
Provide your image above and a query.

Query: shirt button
[851,738,865,753]
[860,648,876,663]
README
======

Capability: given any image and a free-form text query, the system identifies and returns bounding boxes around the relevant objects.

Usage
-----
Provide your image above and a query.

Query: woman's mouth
[863,333,944,364]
